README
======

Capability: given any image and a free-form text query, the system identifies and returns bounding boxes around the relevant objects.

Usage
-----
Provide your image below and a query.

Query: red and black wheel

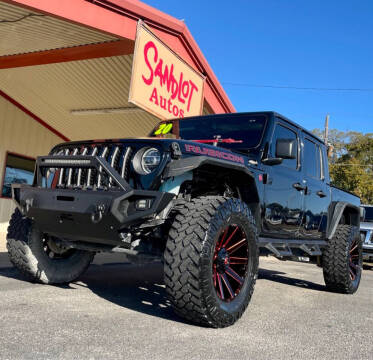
[212,225,249,302]
[323,224,362,294]
[164,196,259,328]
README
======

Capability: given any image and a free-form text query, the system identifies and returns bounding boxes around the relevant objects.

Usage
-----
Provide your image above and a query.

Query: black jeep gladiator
[7,111,363,328]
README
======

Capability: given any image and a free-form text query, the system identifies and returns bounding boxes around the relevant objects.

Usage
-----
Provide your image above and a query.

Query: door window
[304,139,320,179]
[318,145,324,179]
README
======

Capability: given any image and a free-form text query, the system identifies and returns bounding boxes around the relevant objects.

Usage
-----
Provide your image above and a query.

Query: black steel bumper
[12,155,174,246]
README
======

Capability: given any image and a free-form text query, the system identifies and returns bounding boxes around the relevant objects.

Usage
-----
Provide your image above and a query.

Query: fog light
[136,199,151,210]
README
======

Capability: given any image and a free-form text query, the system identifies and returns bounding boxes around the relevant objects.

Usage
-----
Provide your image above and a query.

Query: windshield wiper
[190,136,243,147]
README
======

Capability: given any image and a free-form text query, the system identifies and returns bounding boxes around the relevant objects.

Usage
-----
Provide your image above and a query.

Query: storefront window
[1,153,35,198]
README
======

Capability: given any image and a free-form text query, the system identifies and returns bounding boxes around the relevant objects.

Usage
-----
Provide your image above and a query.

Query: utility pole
[324,114,329,145]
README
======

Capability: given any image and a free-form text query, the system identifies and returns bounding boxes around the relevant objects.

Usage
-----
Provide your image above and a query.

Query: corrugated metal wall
[0,2,117,56]
[0,55,212,141]
[0,55,161,140]
[0,95,62,230]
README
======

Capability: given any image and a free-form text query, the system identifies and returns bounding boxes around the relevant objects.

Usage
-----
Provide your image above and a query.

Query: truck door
[299,136,330,239]
[263,121,304,238]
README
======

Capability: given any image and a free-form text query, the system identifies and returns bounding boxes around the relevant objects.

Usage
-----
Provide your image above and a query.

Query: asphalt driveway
[0,252,372,360]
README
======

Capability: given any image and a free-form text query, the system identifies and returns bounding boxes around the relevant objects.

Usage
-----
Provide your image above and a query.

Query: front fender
[164,156,254,178]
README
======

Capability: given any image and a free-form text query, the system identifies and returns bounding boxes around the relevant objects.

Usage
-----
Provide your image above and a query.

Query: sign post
[129,22,205,120]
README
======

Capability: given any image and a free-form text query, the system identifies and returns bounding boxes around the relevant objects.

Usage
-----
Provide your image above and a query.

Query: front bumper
[13,185,173,245]
[12,154,174,246]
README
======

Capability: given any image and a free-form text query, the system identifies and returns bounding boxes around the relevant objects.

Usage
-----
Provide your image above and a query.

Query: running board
[258,237,327,257]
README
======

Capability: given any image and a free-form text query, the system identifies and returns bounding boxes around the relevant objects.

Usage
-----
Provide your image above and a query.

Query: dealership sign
[129,22,205,119]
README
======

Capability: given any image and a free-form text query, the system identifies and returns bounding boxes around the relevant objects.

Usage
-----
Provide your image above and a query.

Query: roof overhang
[0,0,235,141]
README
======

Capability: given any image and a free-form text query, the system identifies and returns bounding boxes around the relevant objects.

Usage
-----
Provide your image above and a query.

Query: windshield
[150,114,267,151]
[364,206,373,222]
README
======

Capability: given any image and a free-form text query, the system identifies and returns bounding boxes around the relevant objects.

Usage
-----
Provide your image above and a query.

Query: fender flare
[164,155,254,178]
[327,201,360,239]
[164,156,261,227]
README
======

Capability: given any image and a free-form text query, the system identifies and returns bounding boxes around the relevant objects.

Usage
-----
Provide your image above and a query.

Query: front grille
[47,143,134,191]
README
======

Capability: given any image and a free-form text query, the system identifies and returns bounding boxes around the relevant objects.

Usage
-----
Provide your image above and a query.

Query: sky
[143,0,373,134]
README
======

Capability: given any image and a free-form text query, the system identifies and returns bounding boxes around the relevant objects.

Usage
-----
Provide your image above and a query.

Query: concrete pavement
[0,252,372,360]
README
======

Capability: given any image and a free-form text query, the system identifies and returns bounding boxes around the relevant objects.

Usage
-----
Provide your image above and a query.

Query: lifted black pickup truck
[7,111,363,328]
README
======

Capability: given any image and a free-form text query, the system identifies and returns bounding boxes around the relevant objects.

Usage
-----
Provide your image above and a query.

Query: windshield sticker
[154,123,173,135]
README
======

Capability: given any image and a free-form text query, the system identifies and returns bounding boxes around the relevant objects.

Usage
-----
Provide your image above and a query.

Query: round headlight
[132,148,161,175]
[141,148,161,174]
[132,147,161,175]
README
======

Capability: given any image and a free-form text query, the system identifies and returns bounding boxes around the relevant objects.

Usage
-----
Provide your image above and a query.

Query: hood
[51,138,250,167]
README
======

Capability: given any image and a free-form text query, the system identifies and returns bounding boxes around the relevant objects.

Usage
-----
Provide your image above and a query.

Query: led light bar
[42,159,92,165]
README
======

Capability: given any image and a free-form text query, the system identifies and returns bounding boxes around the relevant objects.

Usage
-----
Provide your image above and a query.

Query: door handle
[317,190,327,198]
[293,182,307,192]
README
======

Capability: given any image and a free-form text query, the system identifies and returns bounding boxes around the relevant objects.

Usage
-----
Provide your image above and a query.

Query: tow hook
[91,204,106,224]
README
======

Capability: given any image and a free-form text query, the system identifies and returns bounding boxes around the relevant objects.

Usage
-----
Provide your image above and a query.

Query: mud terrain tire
[7,209,94,284]
[164,196,258,328]
[322,224,362,294]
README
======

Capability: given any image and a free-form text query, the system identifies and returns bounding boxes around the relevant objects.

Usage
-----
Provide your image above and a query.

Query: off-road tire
[7,209,95,284]
[322,224,362,294]
[163,196,259,328]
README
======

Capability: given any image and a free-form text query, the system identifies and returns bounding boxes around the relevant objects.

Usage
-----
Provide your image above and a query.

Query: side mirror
[276,139,297,159]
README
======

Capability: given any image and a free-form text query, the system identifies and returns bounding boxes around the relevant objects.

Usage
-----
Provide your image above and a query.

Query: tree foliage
[312,129,373,204]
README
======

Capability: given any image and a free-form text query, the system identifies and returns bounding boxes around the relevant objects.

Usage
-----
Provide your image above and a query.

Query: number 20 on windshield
[154,123,173,135]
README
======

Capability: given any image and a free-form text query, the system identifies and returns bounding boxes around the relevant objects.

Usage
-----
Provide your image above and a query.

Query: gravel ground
[0,252,372,360]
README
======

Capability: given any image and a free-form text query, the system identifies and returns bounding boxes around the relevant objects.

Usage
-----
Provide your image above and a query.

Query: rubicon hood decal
[184,143,245,164]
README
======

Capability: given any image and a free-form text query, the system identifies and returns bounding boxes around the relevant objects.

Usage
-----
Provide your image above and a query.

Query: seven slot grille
[47,144,134,190]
